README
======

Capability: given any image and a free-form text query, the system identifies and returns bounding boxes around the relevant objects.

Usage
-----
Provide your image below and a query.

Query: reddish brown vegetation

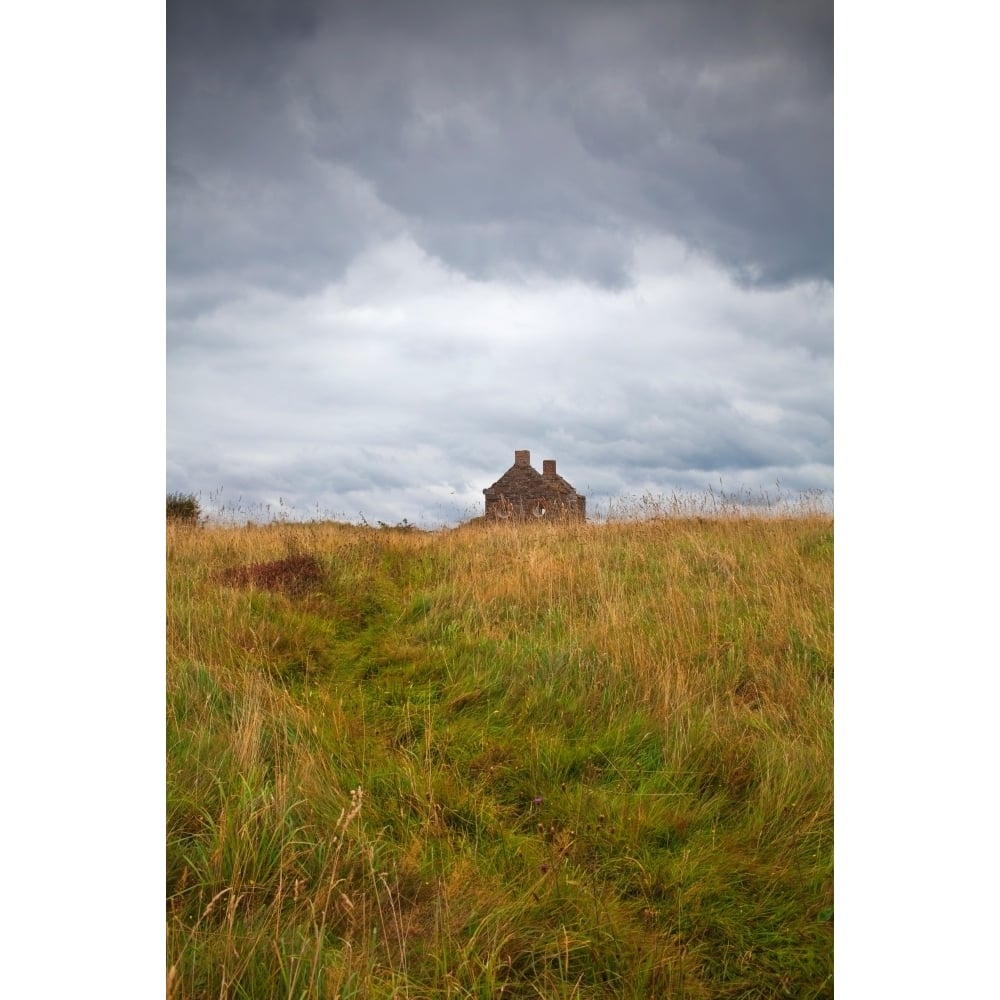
[216,554,325,596]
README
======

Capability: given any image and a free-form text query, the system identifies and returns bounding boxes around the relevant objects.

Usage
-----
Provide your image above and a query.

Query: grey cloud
[168,132,401,306]
[168,0,832,295]
[411,222,636,289]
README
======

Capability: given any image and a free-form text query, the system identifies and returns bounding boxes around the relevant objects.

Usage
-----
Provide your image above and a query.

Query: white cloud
[168,231,831,524]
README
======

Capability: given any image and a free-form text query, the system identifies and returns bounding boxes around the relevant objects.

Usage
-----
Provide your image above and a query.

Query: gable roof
[541,470,580,500]
[483,450,582,500]
[483,462,546,497]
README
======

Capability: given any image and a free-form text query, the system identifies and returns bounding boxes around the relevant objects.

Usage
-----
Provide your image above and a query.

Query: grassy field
[166,503,833,998]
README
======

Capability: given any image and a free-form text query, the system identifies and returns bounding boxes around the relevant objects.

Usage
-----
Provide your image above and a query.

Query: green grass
[167,508,833,998]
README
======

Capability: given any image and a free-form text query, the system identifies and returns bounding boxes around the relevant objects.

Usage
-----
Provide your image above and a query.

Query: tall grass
[167,498,833,998]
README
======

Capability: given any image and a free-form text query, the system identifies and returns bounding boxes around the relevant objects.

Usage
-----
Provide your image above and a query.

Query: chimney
[514,449,530,467]
[542,459,556,478]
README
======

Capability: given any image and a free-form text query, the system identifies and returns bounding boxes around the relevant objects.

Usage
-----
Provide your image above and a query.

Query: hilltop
[167,509,833,998]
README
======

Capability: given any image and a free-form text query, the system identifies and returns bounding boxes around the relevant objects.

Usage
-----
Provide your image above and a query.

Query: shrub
[167,493,201,525]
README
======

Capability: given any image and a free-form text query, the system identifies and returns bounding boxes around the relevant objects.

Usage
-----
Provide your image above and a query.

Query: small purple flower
[533,796,543,805]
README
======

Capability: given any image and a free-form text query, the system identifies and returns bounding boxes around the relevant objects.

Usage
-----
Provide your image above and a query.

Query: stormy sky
[167,0,833,525]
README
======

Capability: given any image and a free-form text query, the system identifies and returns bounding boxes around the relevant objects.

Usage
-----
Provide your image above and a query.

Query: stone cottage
[483,449,586,520]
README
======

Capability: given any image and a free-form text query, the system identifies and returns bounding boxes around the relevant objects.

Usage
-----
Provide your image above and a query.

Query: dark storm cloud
[168,0,832,296]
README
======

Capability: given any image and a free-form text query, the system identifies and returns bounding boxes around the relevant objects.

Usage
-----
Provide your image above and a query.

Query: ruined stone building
[483,449,586,520]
